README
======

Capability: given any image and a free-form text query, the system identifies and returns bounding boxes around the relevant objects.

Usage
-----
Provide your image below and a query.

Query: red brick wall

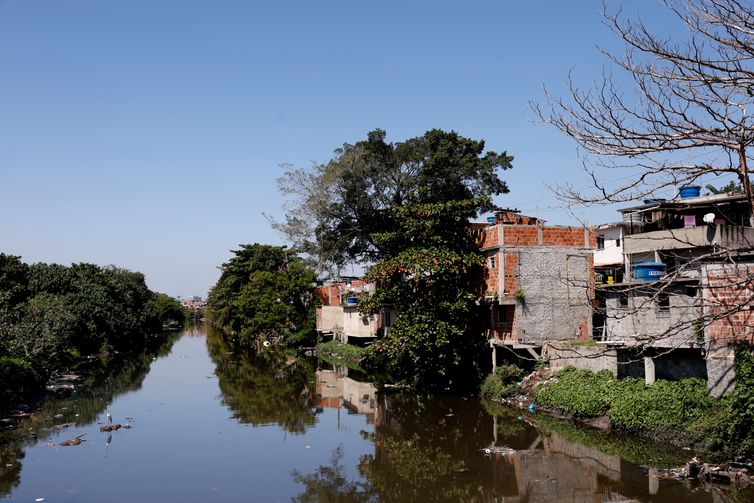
[495,211,539,225]
[479,225,499,248]
[503,253,518,295]
[542,227,587,247]
[502,226,539,246]
[315,285,341,305]
[483,253,499,294]
[705,264,754,343]
[488,305,516,342]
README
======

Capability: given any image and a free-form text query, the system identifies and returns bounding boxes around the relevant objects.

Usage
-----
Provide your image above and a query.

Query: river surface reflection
[1,325,751,502]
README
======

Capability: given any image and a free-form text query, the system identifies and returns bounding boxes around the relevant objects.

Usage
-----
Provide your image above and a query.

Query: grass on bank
[532,347,754,459]
[316,340,367,364]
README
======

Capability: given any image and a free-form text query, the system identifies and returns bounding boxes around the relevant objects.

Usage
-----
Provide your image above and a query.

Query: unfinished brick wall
[542,227,587,247]
[704,263,754,344]
[488,304,516,342]
[483,252,499,294]
[502,226,539,246]
[315,285,342,306]
[503,253,518,295]
[495,211,539,225]
[480,225,499,249]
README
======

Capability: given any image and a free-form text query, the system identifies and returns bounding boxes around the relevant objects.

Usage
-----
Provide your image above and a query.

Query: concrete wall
[316,305,344,334]
[513,247,593,344]
[594,225,623,267]
[342,306,378,342]
[545,343,618,375]
[603,283,701,348]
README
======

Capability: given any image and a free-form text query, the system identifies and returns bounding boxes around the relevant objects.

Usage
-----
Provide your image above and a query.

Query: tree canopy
[0,253,179,405]
[276,128,512,275]
[207,244,317,347]
[277,129,512,390]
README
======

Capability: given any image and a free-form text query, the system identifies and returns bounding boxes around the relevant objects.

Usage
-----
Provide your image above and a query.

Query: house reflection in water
[315,365,383,425]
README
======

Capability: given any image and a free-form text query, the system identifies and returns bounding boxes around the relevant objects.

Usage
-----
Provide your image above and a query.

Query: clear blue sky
[1,1,702,296]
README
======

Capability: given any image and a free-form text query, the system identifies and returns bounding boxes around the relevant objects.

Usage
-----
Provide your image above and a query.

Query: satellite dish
[703,213,715,224]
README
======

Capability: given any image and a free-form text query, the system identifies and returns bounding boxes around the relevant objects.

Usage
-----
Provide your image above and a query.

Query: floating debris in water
[482,445,516,456]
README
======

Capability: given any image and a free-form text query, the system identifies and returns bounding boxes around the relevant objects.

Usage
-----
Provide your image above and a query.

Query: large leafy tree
[278,129,512,390]
[207,244,317,346]
[276,129,511,274]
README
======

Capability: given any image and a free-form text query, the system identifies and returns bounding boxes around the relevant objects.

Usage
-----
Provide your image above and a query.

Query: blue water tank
[679,185,701,199]
[486,216,496,224]
[346,296,358,305]
[633,262,666,281]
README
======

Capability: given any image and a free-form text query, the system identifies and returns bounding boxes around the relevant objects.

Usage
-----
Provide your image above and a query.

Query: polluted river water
[1,324,751,502]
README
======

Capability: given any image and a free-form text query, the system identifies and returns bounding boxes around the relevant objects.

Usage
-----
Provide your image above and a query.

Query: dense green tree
[277,129,512,274]
[0,253,179,406]
[148,293,185,327]
[207,244,317,346]
[278,129,511,390]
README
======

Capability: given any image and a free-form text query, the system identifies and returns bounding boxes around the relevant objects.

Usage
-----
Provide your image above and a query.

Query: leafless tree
[531,0,754,224]
[526,1,754,371]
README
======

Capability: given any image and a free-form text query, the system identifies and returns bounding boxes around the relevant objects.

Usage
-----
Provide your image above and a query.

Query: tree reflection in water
[0,329,182,496]
[293,391,754,503]
[206,326,318,433]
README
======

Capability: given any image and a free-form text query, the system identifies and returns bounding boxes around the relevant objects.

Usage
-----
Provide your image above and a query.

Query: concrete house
[475,209,596,362]
[315,278,385,344]
[596,190,754,395]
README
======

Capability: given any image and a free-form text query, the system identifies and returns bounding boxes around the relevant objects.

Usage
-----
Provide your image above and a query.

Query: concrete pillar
[648,468,659,495]
[491,344,497,372]
[706,343,736,397]
[644,357,656,385]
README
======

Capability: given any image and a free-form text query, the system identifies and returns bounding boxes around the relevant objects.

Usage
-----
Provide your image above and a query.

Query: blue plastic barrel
[679,185,701,198]
[633,262,666,281]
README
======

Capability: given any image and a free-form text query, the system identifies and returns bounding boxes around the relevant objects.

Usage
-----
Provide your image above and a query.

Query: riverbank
[0,254,184,412]
[484,356,754,463]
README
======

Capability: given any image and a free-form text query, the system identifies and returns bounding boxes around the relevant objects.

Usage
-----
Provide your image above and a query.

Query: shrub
[0,357,41,406]
[609,377,714,431]
[711,345,754,457]
[534,366,615,418]
[480,364,525,399]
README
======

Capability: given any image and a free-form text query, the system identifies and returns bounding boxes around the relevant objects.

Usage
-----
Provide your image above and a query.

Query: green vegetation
[206,326,317,433]
[480,364,524,399]
[206,244,317,347]
[712,345,754,458]
[0,253,179,407]
[278,129,512,390]
[533,359,754,458]
[317,339,366,364]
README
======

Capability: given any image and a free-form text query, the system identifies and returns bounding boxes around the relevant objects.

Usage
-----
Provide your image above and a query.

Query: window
[619,292,629,307]
[686,286,698,297]
[658,292,670,311]
[597,235,605,250]
[497,306,510,325]
[616,238,621,247]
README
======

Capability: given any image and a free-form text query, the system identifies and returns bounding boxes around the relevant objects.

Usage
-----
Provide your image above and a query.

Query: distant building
[315,278,386,344]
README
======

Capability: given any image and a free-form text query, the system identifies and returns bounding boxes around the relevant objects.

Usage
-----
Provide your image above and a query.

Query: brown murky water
[1,324,751,502]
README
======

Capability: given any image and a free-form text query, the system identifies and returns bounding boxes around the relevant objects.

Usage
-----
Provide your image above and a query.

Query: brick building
[474,209,596,360]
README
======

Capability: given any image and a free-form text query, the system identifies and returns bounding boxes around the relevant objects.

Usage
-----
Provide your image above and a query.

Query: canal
[1,325,751,502]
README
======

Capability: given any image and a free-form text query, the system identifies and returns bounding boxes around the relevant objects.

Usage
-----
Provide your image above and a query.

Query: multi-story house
[475,209,596,363]
[598,189,754,395]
